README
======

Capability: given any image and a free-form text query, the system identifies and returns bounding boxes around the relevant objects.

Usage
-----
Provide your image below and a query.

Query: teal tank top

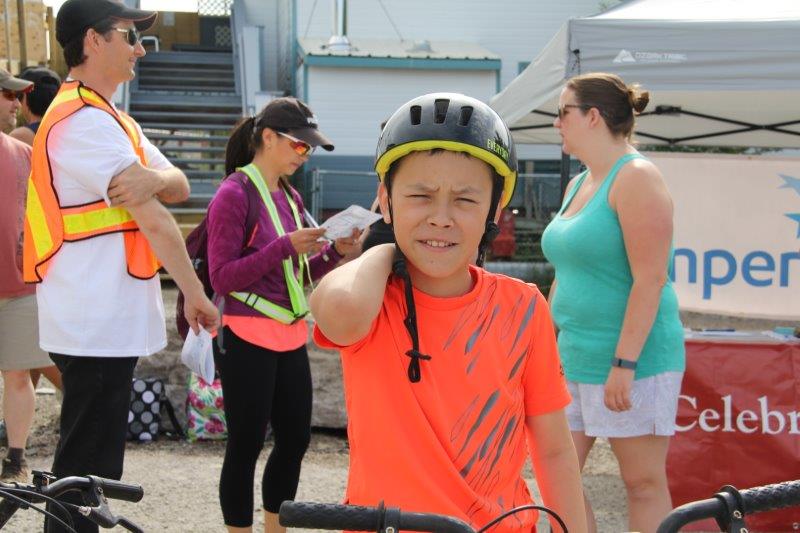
[541,153,685,384]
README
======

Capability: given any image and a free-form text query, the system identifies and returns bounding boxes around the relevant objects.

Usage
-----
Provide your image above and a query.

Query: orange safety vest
[23,81,160,283]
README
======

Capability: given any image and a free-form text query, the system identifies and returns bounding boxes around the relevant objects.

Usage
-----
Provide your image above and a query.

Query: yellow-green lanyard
[230,164,311,324]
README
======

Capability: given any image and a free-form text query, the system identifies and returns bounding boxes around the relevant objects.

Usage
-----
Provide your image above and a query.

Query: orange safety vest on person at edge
[23,81,160,283]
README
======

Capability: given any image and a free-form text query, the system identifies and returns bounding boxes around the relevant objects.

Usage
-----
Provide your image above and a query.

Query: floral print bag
[186,373,227,441]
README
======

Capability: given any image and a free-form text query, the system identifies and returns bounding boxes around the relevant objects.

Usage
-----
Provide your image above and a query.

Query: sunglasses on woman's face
[557,103,593,119]
[112,27,141,46]
[277,131,315,156]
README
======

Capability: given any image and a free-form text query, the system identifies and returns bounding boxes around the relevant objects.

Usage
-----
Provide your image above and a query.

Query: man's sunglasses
[557,103,593,119]
[112,27,141,46]
[1,86,32,102]
[277,131,315,156]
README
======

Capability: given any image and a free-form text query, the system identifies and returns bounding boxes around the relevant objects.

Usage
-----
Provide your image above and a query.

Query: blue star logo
[779,174,800,196]
[786,213,800,238]
[779,174,800,239]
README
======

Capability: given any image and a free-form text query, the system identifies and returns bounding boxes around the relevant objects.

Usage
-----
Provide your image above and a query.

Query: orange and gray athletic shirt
[314,265,571,531]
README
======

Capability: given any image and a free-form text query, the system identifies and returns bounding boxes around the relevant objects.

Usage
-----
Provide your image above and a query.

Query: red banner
[667,339,800,531]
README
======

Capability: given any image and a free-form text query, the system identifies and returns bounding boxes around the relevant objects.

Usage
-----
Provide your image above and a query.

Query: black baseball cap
[260,97,334,151]
[20,67,61,87]
[56,0,157,47]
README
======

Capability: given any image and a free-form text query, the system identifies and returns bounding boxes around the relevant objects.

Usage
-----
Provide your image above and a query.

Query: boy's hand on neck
[310,243,395,346]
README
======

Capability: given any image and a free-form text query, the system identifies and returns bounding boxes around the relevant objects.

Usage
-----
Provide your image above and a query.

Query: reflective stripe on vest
[23,81,159,283]
[229,163,311,325]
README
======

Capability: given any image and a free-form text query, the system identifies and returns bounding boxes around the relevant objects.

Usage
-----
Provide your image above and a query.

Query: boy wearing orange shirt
[311,93,587,532]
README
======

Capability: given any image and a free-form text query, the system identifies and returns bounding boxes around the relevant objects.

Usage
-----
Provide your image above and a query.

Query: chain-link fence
[198,0,232,16]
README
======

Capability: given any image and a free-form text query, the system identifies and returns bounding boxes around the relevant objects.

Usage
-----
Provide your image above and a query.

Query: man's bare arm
[108,162,190,206]
[125,198,218,332]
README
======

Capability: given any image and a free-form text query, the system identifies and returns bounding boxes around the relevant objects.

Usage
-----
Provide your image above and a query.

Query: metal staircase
[130,50,242,232]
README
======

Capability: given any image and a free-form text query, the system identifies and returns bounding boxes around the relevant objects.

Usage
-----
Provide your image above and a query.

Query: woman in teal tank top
[540,73,685,533]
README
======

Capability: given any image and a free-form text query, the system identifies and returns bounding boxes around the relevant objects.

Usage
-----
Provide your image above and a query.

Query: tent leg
[560,150,571,198]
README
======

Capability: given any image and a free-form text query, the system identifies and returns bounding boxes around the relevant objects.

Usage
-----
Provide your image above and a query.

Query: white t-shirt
[36,106,172,357]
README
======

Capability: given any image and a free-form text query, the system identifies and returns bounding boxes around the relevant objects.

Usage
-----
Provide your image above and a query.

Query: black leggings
[214,327,312,527]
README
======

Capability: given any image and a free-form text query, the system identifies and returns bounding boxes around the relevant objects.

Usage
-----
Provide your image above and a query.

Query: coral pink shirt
[0,133,34,298]
[222,314,307,351]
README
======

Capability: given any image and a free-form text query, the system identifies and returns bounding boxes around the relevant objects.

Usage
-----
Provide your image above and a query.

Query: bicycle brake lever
[78,505,116,528]
[117,515,144,533]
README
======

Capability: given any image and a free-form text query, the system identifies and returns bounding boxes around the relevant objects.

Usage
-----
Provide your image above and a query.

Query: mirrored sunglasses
[112,27,141,46]
[277,131,315,156]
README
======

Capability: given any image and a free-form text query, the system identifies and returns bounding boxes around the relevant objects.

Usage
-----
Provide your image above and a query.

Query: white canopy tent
[490,0,800,149]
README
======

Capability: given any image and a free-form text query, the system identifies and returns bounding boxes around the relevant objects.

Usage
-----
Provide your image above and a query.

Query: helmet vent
[458,106,473,126]
[433,99,450,124]
[410,105,422,125]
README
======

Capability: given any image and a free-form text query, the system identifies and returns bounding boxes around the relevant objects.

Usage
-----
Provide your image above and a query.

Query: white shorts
[566,371,684,438]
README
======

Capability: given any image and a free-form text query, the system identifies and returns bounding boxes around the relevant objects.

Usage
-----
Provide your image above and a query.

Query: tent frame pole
[514,108,800,147]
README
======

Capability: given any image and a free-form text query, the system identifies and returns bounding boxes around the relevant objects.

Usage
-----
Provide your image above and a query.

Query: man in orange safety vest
[23,1,219,531]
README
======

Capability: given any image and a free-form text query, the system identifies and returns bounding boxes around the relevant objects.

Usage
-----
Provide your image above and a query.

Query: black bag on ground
[175,173,261,339]
[127,377,185,441]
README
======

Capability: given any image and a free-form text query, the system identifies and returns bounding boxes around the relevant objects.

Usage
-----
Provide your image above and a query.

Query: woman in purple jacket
[207,97,358,533]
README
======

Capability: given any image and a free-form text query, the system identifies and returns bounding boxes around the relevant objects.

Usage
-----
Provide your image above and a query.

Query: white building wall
[296,0,601,91]
[239,0,281,91]
[305,67,496,156]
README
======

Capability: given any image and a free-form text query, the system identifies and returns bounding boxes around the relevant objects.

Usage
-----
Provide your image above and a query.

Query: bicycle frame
[0,470,143,532]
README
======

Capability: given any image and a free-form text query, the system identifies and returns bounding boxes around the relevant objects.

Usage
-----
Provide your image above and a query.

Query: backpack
[175,173,261,339]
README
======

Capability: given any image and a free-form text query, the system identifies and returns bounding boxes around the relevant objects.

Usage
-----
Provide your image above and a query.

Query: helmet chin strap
[476,220,499,268]
[476,182,503,267]
[392,249,431,383]
[387,196,431,383]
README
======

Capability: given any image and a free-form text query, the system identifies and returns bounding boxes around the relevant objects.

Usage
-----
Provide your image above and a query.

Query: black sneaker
[0,457,29,483]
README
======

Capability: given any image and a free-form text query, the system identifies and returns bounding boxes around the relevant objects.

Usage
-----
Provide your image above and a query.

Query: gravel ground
[2,312,785,532]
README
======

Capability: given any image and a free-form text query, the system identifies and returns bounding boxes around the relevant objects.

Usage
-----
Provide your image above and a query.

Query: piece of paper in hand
[180,328,215,384]
[320,205,382,240]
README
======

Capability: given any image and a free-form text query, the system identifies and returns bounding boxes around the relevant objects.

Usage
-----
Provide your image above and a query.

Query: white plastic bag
[180,328,215,384]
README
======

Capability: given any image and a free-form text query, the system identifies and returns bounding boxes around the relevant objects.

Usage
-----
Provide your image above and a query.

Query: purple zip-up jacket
[207,172,342,317]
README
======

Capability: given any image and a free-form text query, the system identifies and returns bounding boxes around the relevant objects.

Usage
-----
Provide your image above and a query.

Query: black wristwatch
[611,357,637,370]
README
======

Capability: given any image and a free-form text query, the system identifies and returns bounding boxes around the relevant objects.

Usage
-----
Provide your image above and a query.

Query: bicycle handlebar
[739,479,800,514]
[279,501,475,533]
[657,480,800,533]
[0,473,144,532]
[42,476,144,503]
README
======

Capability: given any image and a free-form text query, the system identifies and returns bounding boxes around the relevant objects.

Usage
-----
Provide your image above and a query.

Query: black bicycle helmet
[374,94,518,384]
[375,92,517,209]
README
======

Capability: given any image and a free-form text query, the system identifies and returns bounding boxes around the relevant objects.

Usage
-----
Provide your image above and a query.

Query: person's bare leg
[610,435,673,533]
[225,525,252,533]
[264,510,285,533]
[32,365,62,391]
[571,431,598,533]
[30,368,41,389]
[2,370,35,450]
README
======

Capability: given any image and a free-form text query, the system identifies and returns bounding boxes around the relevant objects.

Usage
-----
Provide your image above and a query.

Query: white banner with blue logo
[646,152,800,320]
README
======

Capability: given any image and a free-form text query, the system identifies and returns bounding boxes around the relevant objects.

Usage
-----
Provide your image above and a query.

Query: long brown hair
[567,72,649,138]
